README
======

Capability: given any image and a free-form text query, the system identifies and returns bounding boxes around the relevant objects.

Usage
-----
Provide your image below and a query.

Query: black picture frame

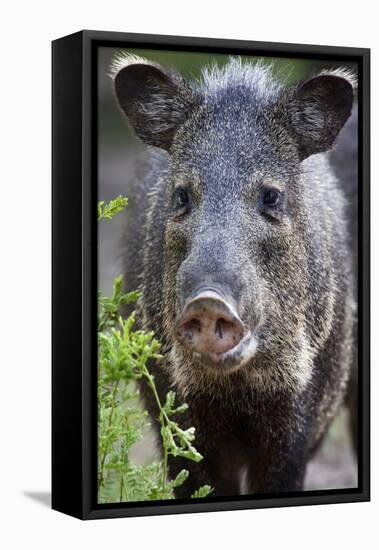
[52,30,370,520]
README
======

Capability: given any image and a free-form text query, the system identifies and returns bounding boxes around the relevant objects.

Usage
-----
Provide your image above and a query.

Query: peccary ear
[286,70,356,160]
[111,54,196,151]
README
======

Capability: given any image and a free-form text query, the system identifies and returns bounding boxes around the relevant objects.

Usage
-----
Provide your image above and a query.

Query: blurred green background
[97,46,358,492]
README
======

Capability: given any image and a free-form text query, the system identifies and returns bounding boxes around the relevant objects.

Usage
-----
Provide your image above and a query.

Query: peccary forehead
[172,124,297,195]
[171,108,299,191]
[171,60,299,185]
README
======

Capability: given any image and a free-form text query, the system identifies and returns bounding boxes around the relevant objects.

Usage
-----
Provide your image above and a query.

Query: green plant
[97,197,212,502]
[97,195,128,221]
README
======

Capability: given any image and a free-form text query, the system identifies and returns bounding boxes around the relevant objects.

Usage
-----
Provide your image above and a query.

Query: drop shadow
[23,491,51,508]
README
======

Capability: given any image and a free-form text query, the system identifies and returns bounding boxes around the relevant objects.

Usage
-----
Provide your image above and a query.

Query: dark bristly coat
[112,55,357,496]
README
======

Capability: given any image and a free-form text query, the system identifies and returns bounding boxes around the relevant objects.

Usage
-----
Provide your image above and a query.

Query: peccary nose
[175,291,245,354]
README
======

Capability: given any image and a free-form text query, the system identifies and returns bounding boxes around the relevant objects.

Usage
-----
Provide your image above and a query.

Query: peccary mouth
[192,331,258,371]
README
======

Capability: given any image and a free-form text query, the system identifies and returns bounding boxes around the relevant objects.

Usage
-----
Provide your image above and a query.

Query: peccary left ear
[286,70,356,160]
[111,54,197,151]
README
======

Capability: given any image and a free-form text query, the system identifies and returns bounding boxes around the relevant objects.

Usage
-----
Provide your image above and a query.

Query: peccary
[111,55,357,496]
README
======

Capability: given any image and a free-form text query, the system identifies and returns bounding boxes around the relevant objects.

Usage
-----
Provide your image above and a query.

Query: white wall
[0,1,376,549]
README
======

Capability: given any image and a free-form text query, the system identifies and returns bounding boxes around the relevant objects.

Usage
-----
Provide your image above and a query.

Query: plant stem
[161,421,169,496]
[98,381,120,490]
[142,367,171,495]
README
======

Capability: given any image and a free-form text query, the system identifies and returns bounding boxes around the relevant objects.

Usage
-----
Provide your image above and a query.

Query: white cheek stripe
[239,335,258,366]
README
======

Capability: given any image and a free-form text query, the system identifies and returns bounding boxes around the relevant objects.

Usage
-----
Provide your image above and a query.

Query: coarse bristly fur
[111,54,358,497]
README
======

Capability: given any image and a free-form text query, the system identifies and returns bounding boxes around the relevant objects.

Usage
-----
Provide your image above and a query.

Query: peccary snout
[175,290,246,354]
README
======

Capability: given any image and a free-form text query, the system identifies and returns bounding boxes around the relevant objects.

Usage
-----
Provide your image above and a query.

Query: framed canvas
[52,30,370,520]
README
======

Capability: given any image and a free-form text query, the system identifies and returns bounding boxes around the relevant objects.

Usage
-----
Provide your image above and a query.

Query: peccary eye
[174,188,190,210]
[263,189,280,206]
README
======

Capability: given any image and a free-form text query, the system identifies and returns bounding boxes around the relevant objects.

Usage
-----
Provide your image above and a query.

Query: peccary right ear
[111,54,197,151]
[286,69,356,160]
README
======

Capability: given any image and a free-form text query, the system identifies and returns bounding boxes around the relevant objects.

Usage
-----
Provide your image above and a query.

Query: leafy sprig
[97,197,213,502]
[97,195,128,221]
[98,275,140,333]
